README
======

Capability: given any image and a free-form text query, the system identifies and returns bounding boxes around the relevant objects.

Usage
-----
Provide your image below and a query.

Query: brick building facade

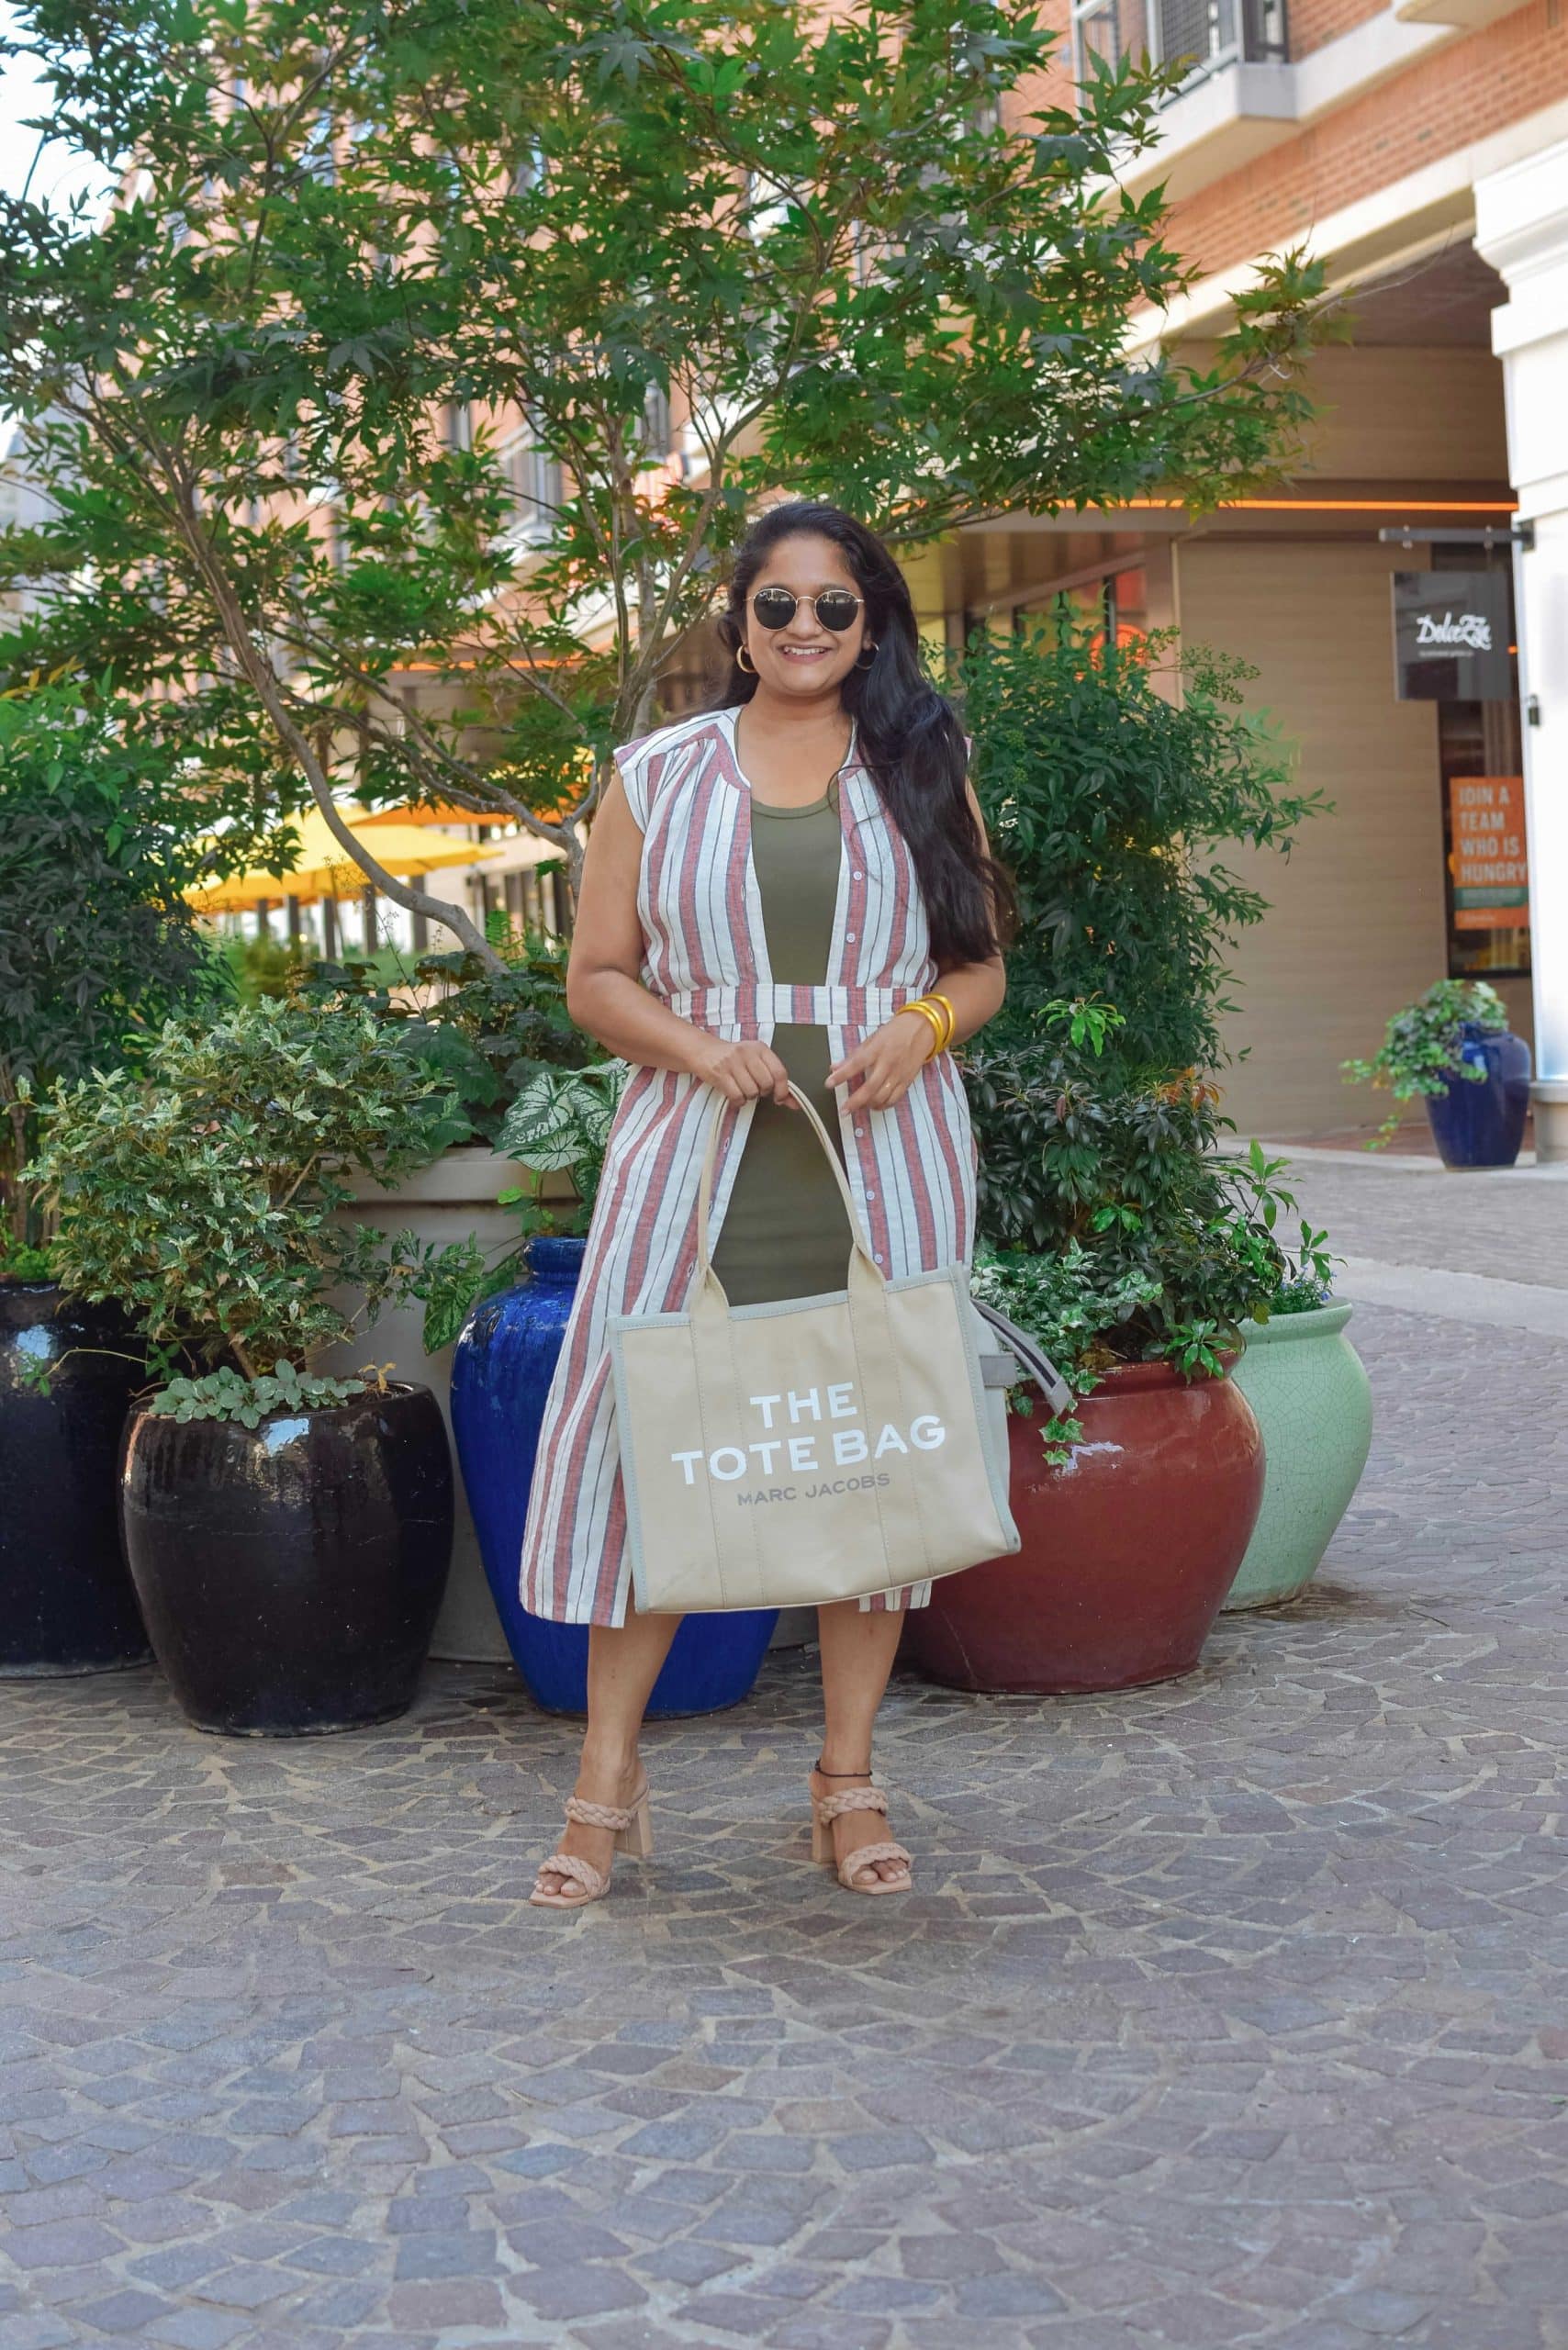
[943,0,1568,1146]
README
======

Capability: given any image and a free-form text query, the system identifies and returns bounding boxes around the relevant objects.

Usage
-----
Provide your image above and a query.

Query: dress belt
[663,984,921,1025]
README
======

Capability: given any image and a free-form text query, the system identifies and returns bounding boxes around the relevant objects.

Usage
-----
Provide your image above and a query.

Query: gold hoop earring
[736,643,756,674]
[856,642,878,671]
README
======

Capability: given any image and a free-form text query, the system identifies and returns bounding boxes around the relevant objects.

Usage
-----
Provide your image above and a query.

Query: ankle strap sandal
[810,1780,913,1896]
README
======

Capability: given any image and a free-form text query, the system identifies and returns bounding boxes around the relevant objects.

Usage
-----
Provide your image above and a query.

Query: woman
[520,499,1017,1908]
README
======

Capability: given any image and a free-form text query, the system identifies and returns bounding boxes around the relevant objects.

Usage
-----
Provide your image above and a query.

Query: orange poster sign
[1448,775,1529,932]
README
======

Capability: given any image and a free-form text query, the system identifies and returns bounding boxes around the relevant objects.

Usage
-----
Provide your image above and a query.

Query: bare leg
[812,1601,909,1886]
[532,1606,682,1900]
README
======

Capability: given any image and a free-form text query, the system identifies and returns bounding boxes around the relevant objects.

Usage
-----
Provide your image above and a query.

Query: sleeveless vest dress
[518,704,980,1627]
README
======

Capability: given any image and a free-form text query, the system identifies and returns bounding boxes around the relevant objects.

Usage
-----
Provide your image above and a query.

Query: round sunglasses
[747,586,865,632]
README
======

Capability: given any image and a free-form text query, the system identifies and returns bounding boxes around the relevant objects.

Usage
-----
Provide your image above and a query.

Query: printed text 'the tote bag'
[607,1083,1021,1612]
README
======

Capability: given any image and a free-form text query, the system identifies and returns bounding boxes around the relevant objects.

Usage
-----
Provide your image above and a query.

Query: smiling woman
[512,498,1019,1910]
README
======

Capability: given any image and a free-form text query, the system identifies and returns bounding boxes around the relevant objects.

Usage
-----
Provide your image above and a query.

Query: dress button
[866,1190,877,1202]
[874,1251,885,1264]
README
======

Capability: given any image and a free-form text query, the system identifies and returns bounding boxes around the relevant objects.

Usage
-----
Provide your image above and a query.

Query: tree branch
[129,425,507,968]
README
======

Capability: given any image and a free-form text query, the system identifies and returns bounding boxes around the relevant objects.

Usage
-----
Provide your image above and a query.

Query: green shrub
[304,934,601,1149]
[959,624,1323,1080]
[966,1005,1315,1439]
[32,999,474,1416]
[0,688,222,1248]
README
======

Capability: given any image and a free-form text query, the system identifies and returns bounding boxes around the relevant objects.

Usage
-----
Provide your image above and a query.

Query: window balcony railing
[1072,0,1288,93]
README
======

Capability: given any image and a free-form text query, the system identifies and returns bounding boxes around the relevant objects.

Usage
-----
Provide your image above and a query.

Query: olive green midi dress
[709,786,855,1307]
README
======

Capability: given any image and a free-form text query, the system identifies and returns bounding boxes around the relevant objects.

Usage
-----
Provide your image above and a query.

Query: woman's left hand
[826,1013,935,1115]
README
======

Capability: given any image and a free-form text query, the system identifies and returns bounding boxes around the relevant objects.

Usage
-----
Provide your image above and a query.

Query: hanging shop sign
[1393,570,1513,701]
[1447,774,1529,930]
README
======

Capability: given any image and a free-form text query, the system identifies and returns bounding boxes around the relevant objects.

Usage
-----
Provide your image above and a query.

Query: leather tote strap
[970,1295,1076,1421]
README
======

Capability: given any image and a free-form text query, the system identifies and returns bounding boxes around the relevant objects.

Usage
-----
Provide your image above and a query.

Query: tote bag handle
[693,1080,883,1304]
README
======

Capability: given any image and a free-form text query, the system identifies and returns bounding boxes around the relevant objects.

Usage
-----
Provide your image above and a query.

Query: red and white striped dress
[518,704,980,1626]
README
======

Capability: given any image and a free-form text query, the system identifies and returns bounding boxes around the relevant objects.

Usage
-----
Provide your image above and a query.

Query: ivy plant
[1341,979,1510,1147]
[149,1365,367,1428]
[31,999,476,1418]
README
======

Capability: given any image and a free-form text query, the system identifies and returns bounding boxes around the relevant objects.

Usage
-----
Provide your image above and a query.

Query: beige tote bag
[607,1081,1025,1614]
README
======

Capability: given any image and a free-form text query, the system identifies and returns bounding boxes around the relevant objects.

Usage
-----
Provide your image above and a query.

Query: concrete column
[1477,142,1568,1160]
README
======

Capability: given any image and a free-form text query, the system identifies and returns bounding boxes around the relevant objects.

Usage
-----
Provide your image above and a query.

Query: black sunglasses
[748,586,865,632]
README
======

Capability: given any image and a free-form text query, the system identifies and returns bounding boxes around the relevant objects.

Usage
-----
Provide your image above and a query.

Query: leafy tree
[0,0,1328,962]
[959,623,1324,1081]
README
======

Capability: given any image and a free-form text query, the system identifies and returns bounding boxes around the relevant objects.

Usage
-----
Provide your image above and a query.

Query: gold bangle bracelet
[925,991,957,1050]
[897,1002,946,1058]
[906,995,954,1053]
[913,1001,953,1052]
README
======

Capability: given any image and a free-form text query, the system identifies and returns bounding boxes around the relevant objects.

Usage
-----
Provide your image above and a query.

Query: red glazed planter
[902,1360,1264,1695]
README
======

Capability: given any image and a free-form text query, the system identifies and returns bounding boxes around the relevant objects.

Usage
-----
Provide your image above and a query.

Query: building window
[1071,0,1287,88]
[500,431,563,543]
[1015,561,1148,650]
[1424,548,1529,979]
[641,383,671,463]
[1439,697,1529,980]
[447,401,473,454]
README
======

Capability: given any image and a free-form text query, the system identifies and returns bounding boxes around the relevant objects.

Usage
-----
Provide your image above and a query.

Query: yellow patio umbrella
[185,806,503,915]
[354,800,498,830]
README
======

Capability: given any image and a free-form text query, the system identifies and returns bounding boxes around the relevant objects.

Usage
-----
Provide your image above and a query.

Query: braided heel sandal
[530,1780,653,1909]
[810,1768,913,1896]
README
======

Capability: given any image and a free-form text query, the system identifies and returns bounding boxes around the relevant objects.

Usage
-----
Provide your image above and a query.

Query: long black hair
[711,500,1017,970]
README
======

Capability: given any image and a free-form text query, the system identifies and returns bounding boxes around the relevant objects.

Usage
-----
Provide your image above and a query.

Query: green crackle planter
[1224,1302,1373,1611]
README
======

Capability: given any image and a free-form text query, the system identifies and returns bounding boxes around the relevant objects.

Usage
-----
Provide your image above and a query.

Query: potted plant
[0,690,234,1678]
[31,999,472,1735]
[1223,1179,1373,1611]
[448,1065,780,1718]
[1342,979,1531,1166]
[303,934,602,1662]
[901,1004,1273,1695]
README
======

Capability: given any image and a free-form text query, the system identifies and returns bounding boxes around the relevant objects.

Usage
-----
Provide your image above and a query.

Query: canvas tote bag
[607,1081,1062,1614]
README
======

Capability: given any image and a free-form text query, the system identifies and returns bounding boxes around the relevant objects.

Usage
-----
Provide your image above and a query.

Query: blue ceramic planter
[1426,1024,1531,1169]
[449,1237,777,1717]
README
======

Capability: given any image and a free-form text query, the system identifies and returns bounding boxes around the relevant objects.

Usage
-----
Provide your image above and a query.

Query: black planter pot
[121,1382,454,1736]
[0,1284,150,1678]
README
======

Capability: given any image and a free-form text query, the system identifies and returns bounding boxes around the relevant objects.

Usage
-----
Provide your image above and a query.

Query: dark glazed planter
[121,1382,453,1735]
[0,1284,149,1677]
[451,1237,778,1718]
[901,1360,1264,1695]
[1425,1024,1531,1168]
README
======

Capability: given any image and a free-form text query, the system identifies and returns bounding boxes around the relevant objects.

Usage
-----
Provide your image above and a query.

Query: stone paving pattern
[3,1300,1566,2349]
[1275,1150,1568,1288]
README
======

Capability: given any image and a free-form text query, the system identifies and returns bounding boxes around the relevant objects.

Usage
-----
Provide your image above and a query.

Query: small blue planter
[1426,1024,1532,1169]
[449,1236,777,1717]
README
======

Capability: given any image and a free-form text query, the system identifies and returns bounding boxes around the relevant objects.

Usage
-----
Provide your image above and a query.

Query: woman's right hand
[687,1031,796,1107]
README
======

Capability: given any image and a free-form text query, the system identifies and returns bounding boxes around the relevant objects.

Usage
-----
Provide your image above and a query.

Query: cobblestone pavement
[4,1294,1567,2345]
[1267,1145,1568,1289]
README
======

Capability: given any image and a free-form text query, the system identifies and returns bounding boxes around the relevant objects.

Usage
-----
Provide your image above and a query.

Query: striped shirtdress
[518,702,980,1627]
